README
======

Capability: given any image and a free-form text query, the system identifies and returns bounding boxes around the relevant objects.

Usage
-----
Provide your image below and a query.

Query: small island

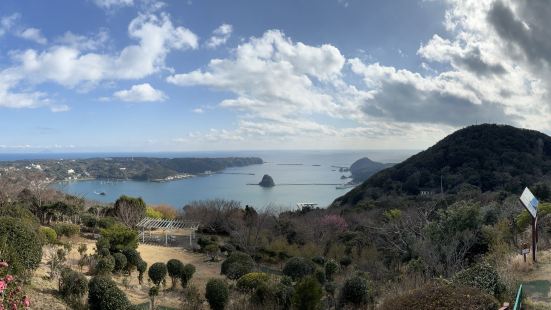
[258,174,275,187]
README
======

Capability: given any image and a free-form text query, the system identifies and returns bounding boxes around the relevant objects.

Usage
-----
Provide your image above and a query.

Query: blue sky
[0,0,547,152]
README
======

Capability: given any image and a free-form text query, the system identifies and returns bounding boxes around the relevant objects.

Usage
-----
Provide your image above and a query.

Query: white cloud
[0,13,19,37]
[192,107,204,113]
[18,27,47,44]
[56,30,109,51]
[206,23,233,48]
[114,83,166,102]
[93,0,134,9]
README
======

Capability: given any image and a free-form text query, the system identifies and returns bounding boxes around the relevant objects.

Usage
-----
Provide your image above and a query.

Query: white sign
[520,187,539,218]
[522,248,530,255]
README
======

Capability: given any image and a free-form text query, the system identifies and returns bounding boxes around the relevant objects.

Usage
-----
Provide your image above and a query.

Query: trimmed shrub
[379,282,499,310]
[180,264,196,288]
[59,268,88,303]
[452,262,505,297]
[97,216,118,229]
[113,253,127,273]
[98,224,138,253]
[88,276,132,310]
[283,257,315,281]
[275,283,294,309]
[167,259,185,288]
[148,262,167,287]
[39,226,58,244]
[137,260,147,284]
[122,248,141,274]
[324,259,339,281]
[292,276,322,310]
[0,217,42,275]
[236,272,270,292]
[339,275,371,307]
[221,251,254,280]
[205,278,229,310]
[53,223,80,238]
[95,255,115,275]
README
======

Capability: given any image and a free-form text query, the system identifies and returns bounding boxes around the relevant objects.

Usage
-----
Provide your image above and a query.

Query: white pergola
[136,217,200,246]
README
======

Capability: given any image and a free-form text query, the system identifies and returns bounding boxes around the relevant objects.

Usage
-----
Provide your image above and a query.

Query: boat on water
[297,202,317,210]
[94,191,107,196]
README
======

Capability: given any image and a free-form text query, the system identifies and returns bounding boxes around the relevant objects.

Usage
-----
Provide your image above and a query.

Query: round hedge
[88,276,132,310]
[113,253,127,273]
[324,259,339,281]
[283,257,315,281]
[339,275,371,306]
[452,262,505,297]
[292,276,322,310]
[221,251,254,280]
[95,255,115,275]
[205,278,229,310]
[167,259,184,287]
[137,260,147,284]
[236,272,270,292]
[39,226,57,244]
[148,262,167,286]
[0,217,42,275]
[59,268,88,302]
[180,263,196,288]
[122,248,141,273]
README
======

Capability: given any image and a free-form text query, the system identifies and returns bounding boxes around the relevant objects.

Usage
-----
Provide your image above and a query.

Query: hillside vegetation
[335,124,551,207]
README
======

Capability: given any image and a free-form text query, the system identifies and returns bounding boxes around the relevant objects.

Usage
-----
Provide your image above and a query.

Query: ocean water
[3,150,416,210]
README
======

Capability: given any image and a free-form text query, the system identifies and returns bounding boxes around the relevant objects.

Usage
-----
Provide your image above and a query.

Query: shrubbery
[339,275,372,307]
[180,264,196,288]
[379,282,499,310]
[122,248,141,274]
[205,278,229,310]
[95,255,115,275]
[39,226,57,244]
[137,260,147,284]
[292,276,322,310]
[0,217,42,275]
[236,272,270,292]
[113,253,127,273]
[452,262,505,297]
[59,268,88,304]
[324,259,339,281]
[98,224,138,253]
[283,257,315,280]
[88,276,133,310]
[167,259,184,288]
[148,262,167,287]
[221,251,254,280]
[53,223,80,238]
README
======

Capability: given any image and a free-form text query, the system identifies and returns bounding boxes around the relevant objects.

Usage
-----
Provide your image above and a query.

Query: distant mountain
[333,124,551,207]
[349,157,393,183]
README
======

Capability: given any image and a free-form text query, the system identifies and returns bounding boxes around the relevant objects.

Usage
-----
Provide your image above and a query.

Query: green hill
[333,124,551,207]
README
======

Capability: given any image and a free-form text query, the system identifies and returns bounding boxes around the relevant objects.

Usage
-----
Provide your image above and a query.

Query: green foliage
[148,262,167,287]
[146,207,162,219]
[283,257,315,281]
[39,226,57,244]
[517,202,551,230]
[338,275,372,307]
[98,224,138,253]
[292,276,322,310]
[137,260,147,284]
[113,253,128,273]
[53,223,80,238]
[379,282,499,310]
[220,251,254,280]
[0,216,42,275]
[88,276,133,310]
[314,269,326,285]
[122,248,141,274]
[324,259,339,281]
[167,259,184,288]
[180,264,196,288]
[452,262,505,297]
[311,256,325,266]
[236,272,270,292]
[95,255,115,275]
[59,268,88,303]
[97,216,119,229]
[205,278,229,310]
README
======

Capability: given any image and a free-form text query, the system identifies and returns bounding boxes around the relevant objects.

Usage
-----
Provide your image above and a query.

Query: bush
[180,263,196,288]
[339,256,352,267]
[275,283,294,309]
[98,224,138,253]
[137,260,147,284]
[452,262,505,297]
[283,257,315,281]
[95,255,115,275]
[148,262,167,287]
[88,276,132,310]
[221,251,255,280]
[314,269,326,284]
[205,278,229,310]
[53,223,80,238]
[59,268,88,303]
[40,226,58,244]
[379,282,499,310]
[122,248,141,274]
[236,272,270,292]
[113,253,127,273]
[167,259,185,288]
[292,276,322,310]
[0,217,42,275]
[324,259,339,281]
[97,216,118,229]
[339,275,371,307]
[312,256,325,266]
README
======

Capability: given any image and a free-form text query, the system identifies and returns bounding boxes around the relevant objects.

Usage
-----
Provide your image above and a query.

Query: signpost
[519,187,539,262]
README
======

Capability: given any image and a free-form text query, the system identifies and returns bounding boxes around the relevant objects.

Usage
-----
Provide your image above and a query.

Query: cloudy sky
[0,0,548,152]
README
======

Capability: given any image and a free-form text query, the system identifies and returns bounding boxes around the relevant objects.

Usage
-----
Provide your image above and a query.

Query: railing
[513,284,523,310]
